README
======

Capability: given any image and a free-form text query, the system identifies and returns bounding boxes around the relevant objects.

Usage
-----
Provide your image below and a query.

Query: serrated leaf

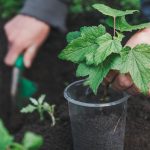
[0,120,13,150]
[116,32,125,41]
[66,31,81,43]
[38,94,46,104]
[94,33,122,65]
[113,44,150,94]
[58,25,106,63]
[77,54,119,94]
[93,4,138,17]
[76,63,90,77]
[29,98,38,106]
[106,16,150,32]
[85,51,95,65]
[80,25,106,40]
[23,132,43,150]
[21,104,37,113]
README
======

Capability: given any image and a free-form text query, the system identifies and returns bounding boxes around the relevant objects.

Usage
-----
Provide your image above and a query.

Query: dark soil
[70,109,126,150]
[1,11,150,150]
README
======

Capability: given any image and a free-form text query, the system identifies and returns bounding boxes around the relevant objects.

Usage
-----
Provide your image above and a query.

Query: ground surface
[0,11,150,150]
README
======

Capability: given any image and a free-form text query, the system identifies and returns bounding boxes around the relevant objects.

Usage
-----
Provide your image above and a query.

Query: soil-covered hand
[4,15,50,68]
[106,28,150,95]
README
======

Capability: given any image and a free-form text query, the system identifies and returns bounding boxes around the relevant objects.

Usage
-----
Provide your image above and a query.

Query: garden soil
[1,13,150,150]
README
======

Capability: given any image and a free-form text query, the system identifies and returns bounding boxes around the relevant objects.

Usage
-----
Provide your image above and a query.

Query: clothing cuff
[20,0,68,32]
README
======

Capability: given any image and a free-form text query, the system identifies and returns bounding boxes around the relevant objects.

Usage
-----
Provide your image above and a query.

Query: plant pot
[64,80,130,150]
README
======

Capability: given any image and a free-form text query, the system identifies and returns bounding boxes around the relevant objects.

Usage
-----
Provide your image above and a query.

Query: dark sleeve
[20,0,69,32]
[141,0,150,20]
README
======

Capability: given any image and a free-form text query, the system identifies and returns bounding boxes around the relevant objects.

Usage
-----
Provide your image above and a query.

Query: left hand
[4,15,50,68]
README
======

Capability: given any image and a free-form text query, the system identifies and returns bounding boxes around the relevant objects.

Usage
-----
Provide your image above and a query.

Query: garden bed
[1,12,150,150]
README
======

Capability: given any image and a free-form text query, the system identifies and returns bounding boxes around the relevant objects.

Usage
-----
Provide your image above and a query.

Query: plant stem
[113,16,116,37]
[40,112,44,121]
[103,81,109,101]
[100,81,110,101]
[38,106,44,121]
[49,112,56,127]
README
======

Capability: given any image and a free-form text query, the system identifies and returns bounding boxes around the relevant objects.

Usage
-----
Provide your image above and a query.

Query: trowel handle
[15,54,25,71]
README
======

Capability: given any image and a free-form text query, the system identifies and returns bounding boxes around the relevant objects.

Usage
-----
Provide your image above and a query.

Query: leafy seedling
[59,3,150,97]
[21,94,56,126]
[0,119,43,150]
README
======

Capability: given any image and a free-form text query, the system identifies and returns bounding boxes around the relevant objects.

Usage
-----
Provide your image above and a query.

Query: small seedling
[59,3,150,97]
[21,94,56,126]
[0,119,43,150]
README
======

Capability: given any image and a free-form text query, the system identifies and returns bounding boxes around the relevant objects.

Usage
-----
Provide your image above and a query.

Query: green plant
[118,0,140,10]
[59,3,150,96]
[0,119,43,150]
[0,0,22,18]
[69,0,99,14]
[21,94,56,126]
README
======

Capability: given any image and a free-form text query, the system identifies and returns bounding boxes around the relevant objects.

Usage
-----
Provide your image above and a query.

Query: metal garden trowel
[11,55,37,109]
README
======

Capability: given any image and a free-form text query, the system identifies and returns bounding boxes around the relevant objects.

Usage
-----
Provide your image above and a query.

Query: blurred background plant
[69,0,140,14]
[0,0,141,18]
[117,0,140,10]
[0,0,23,19]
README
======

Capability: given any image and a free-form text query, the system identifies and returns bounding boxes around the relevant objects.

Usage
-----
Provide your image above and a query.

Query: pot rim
[64,80,130,108]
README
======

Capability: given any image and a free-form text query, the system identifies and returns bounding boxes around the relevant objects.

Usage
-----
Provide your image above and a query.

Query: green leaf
[80,25,106,40]
[92,4,138,17]
[106,16,150,32]
[0,120,13,150]
[10,143,24,150]
[85,51,95,65]
[58,25,106,63]
[113,45,150,94]
[43,102,50,111]
[77,54,119,94]
[21,105,37,113]
[22,132,43,150]
[66,31,81,43]
[38,94,46,104]
[94,33,122,65]
[76,63,90,77]
[29,98,38,106]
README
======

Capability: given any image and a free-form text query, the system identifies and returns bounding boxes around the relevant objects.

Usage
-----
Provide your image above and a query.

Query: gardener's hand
[106,28,150,95]
[4,15,50,68]
[125,28,150,48]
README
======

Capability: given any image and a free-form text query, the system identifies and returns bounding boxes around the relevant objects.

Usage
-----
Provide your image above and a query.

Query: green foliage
[117,0,140,10]
[0,120,13,150]
[106,16,150,32]
[21,94,56,126]
[92,4,138,17]
[69,0,100,14]
[59,25,106,63]
[0,119,43,150]
[22,132,43,150]
[70,0,140,14]
[94,33,122,65]
[59,3,150,95]
[112,45,150,94]
[0,0,23,18]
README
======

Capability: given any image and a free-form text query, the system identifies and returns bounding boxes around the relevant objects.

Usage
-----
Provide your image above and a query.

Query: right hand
[4,15,50,68]
[105,28,150,96]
